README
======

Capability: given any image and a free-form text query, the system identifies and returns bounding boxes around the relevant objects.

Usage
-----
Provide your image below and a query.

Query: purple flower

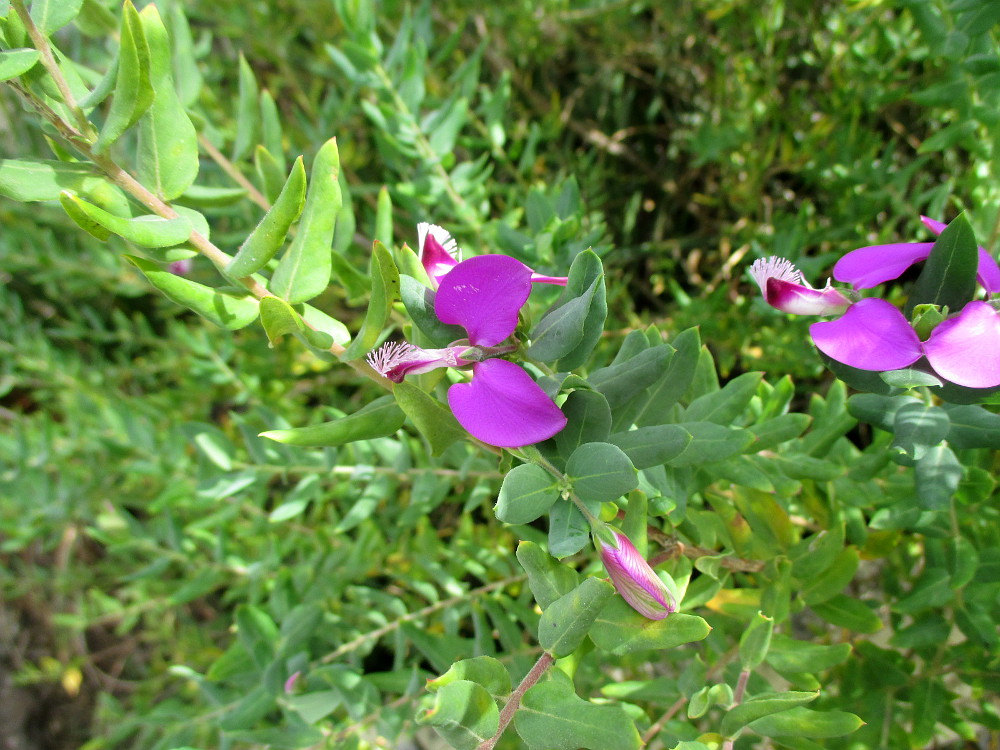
[833,216,1000,292]
[368,253,568,447]
[168,258,193,275]
[749,257,852,315]
[417,222,568,289]
[599,530,675,620]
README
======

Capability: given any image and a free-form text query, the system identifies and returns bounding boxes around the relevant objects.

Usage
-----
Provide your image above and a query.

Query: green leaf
[669,423,754,466]
[0,47,38,80]
[270,138,342,303]
[259,396,404,447]
[136,3,199,200]
[539,577,614,658]
[219,687,275,731]
[61,193,191,246]
[94,0,152,153]
[399,275,464,346]
[527,274,602,362]
[258,295,333,349]
[811,594,882,633]
[589,345,673,409]
[747,706,864,739]
[891,402,950,466]
[285,691,342,724]
[589,599,710,654]
[392,381,466,455]
[847,393,919,431]
[255,145,287,204]
[800,547,860,605]
[555,389,612,458]
[495,464,560,525]
[426,656,511,698]
[227,156,307,277]
[880,367,944,388]
[341,241,400,358]
[30,0,84,35]
[232,53,260,162]
[635,327,701,427]
[514,679,642,750]
[765,636,851,674]
[374,184,392,247]
[300,303,351,347]
[683,372,762,424]
[548,499,591,558]
[915,444,963,509]
[720,691,819,737]
[0,159,124,211]
[59,191,111,239]
[125,255,259,329]
[739,611,774,670]
[908,213,978,313]
[516,540,580,609]
[556,250,607,370]
[944,404,1000,448]
[417,680,498,750]
[566,442,637,503]
[607,425,691,470]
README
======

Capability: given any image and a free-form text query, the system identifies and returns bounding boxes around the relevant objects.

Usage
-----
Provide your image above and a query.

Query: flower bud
[598,530,675,620]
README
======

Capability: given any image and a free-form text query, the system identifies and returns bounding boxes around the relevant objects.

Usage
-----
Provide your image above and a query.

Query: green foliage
[1,1,999,749]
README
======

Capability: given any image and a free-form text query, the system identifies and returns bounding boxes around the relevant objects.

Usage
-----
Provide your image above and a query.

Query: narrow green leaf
[811,594,882,633]
[259,88,283,166]
[59,191,111,239]
[590,598,710,653]
[393,381,466,455]
[271,138,343,304]
[548,499,591,558]
[340,240,400,359]
[495,464,560,525]
[739,611,774,670]
[166,4,201,107]
[608,425,691,469]
[765,635,851,674]
[589,345,673,409]
[945,404,1000,448]
[527,275,601,362]
[683,372,762,424]
[62,193,191,246]
[417,680,498,750]
[232,53,260,162]
[800,547,860,605]
[375,185,393,247]
[255,145,287,204]
[747,707,864,739]
[908,213,978,313]
[720,691,819,737]
[557,250,607,371]
[260,395,404,447]
[0,159,123,210]
[126,255,259,329]
[539,578,614,658]
[635,327,701,427]
[891,402,950,466]
[94,0,153,153]
[515,679,642,750]
[286,691,342,724]
[227,156,307,277]
[136,4,199,199]
[516,540,580,609]
[669,422,754,466]
[0,47,38,80]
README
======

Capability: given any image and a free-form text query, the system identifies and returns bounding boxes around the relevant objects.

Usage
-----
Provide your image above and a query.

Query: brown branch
[477,651,555,750]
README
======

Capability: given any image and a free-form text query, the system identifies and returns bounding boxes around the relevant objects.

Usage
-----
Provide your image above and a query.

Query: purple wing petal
[833,243,935,289]
[435,255,533,346]
[920,216,947,235]
[447,359,567,447]
[417,222,461,287]
[923,301,1000,388]
[809,298,922,371]
[765,277,851,315]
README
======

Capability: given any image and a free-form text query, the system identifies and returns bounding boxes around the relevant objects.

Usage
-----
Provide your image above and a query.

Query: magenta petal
[418,223,460,287]
[833,243,935,289]
[809,298,922,371]
[447,359,567,447]
[435,255,533,346]
[924,301,1000,388]
[921,216,947,235]
[765,277,851,315]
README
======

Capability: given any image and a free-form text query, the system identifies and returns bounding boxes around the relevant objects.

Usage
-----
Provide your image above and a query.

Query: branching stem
[477,651,555,750]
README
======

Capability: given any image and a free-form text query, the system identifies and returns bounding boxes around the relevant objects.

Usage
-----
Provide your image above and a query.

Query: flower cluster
[751,216,1000,389]
[367,224,568,448]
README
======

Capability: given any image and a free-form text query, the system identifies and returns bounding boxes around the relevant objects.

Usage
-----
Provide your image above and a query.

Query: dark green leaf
[555,389,612,458]
[0,47,38,79]
[908,213,978,313]
[515,679,642,750]
[915,444,963,509]
[30,0,84,36]
[417,680,498,750]
[393,381,466,455]
[426,656,511,698]
[399,275,464,346]
[258,296,334,349]
[566,442,637,503]
[527,275,601,362]
[590,599,710,654]
[516,540,580,609]
[720,691,818,737]
[669,423,754,466]
[548,499,592,558]
[811,594,882,633]
[62,193,190,246]
[747,707,864,739]
[341,243,401,359]
[495,464,560,525]
[891,402,950,466]
[94,0,152,153]
[683,372,762,424]
[607,425,691,470]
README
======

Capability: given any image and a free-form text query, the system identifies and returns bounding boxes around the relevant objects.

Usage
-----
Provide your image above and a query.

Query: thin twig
[197,133,272,212]
[477,651,555,750]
